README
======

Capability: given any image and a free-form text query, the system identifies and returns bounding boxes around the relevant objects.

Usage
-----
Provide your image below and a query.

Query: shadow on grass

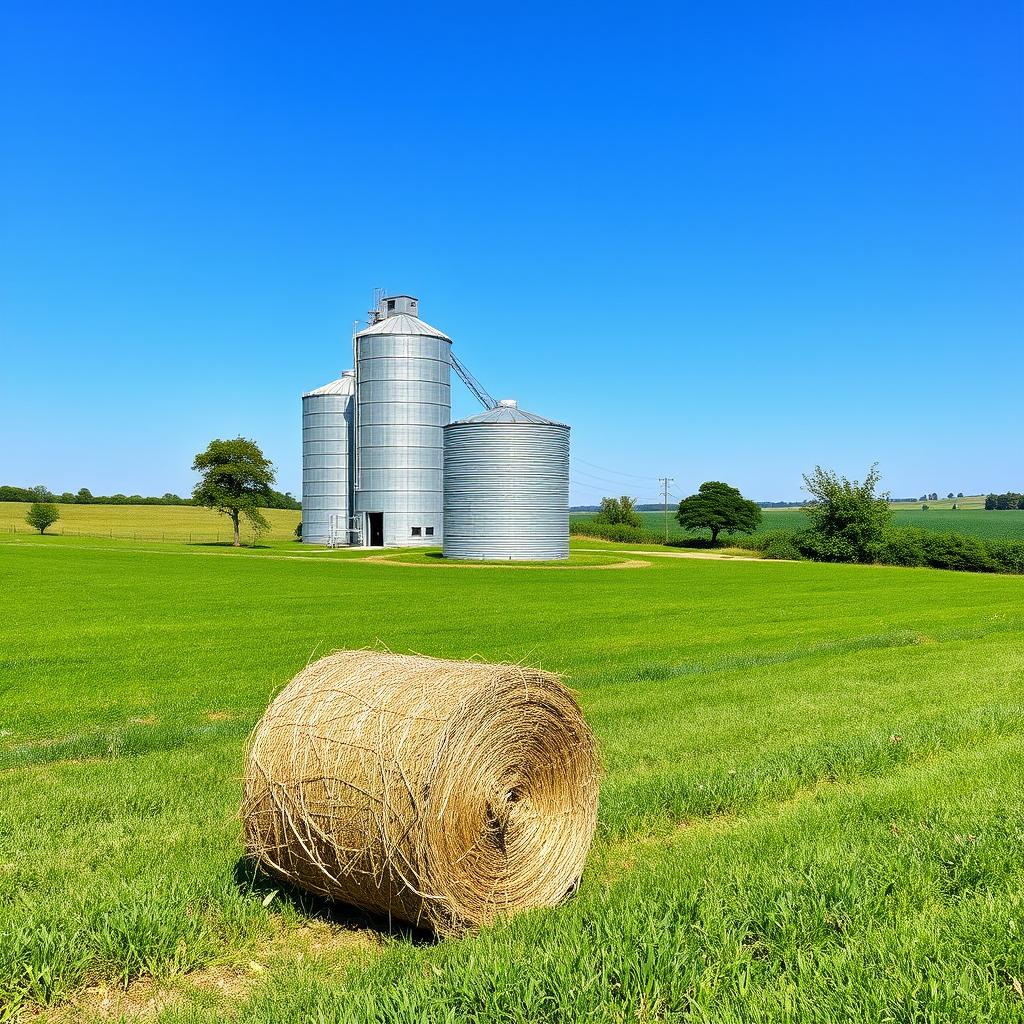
[232,857,437,946]
[186,541,273,550]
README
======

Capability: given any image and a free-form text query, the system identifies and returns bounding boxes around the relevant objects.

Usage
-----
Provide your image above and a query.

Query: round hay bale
[241,650,600,934]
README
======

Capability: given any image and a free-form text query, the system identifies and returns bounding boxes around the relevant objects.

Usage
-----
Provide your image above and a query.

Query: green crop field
[0,502,300,544]
[2,534,1023,1022]
[573,507,1024,543]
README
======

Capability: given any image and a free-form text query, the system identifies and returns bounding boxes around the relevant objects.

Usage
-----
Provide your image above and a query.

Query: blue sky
[1,1,1021,505]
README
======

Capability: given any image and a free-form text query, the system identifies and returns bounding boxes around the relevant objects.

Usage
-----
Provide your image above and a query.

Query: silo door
[368,513,384,547]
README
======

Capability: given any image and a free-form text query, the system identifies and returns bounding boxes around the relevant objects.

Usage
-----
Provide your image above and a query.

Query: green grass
[573,507,1024,543]
[1,533,1023,1022]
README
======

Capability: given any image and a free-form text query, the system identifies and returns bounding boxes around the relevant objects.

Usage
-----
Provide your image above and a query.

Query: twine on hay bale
[241,650,600,935]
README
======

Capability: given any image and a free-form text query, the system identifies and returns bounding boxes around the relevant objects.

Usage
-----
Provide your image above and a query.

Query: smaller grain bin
[443,400,569,561]
[301,370,355,545]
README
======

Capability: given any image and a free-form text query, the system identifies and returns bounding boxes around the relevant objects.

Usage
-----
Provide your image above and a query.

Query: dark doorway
[368,513,384,547]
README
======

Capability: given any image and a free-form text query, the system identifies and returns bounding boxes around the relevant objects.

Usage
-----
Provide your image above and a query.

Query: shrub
[919,532,997,573]
[794,528,859,563]
[593,496,643,529]
[870,527,926,567]
[761,534,802,560]
[801,464,892,562]
[569,520,662,545]
[987,541,1024,574]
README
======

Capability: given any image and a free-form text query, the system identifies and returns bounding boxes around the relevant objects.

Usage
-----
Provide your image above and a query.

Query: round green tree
[676,482,761,545]
[192,437,275,546]
[25,502,60,535]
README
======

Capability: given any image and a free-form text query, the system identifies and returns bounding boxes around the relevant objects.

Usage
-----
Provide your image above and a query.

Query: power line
[572,468,651,491]
[574,457,659,482]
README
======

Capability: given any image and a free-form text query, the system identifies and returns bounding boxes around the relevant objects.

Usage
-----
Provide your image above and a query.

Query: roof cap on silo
[447,401,569,428]
[355,293,451,342]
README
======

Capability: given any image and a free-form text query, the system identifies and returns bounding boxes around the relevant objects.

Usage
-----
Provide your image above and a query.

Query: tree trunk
[232,510,240,547]
[711,526,720,545]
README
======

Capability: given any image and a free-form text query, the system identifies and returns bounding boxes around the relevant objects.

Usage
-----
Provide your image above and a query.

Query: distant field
[573,508,1024,542]
[889,495,986,510]
[0,501,301,543]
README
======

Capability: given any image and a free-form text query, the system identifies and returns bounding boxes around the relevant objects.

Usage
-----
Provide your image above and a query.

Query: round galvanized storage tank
[443,400,570,561]
[301,371,354,545]
[354,297,450,547]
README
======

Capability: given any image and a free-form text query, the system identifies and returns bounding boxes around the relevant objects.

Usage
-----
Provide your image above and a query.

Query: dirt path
[576,547,768,562]
[366,554,651,570]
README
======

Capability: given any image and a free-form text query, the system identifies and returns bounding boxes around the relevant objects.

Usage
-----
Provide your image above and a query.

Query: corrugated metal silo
[443,400,570,561]
[301,370,355,545]
[354,296,451,547]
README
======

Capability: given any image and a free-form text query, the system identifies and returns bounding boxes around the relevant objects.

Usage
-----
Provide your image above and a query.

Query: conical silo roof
[355,313,451,342]
[302,371,356,398]
[448,400,568,428]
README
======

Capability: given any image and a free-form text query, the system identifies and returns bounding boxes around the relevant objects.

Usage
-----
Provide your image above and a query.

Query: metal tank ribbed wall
[301,371,355,545]
[354,308,451,547]
[443,402,570,561]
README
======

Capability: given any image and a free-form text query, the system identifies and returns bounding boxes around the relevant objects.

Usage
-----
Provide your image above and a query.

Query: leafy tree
[676,481,761,545]
[192,437,275,546]
[594,495,643,529]
[76,488,93,503]
[25,502,60,534]
[986,491,1024,511]
[800,463,891,562]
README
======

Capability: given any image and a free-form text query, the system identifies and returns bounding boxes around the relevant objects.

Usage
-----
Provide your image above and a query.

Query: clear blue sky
[1,1,1021,506]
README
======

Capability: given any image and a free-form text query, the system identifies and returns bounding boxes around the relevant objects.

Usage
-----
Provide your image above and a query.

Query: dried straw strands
[241,650,600,934]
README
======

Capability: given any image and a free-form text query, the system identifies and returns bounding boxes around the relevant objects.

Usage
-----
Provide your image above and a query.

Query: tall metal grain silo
[301,370,355,545]
[353,295,451,547]
[443,400,570,561]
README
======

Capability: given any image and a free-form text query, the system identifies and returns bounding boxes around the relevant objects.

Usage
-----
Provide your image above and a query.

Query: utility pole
[659,477,674,542]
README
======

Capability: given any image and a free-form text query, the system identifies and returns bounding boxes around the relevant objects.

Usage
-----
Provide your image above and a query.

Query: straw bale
[242,650,600,934]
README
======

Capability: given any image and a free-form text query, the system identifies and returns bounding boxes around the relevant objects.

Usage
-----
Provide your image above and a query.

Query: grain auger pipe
[450,351,498,410]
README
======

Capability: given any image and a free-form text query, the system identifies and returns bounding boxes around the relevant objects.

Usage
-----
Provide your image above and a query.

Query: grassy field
[2,534,1023,1022]
[889,495,986,510]
[0,502,300,543]
[573,507,1024,542]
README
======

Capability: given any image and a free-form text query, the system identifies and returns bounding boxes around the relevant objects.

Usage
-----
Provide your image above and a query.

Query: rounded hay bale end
[241,650,600,934]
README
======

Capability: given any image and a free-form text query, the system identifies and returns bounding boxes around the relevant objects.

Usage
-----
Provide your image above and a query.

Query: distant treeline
[0,484,301,510]
[985,492,1024,510]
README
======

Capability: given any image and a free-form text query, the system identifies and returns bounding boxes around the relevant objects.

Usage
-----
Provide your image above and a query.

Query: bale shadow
[232,857,437,946]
